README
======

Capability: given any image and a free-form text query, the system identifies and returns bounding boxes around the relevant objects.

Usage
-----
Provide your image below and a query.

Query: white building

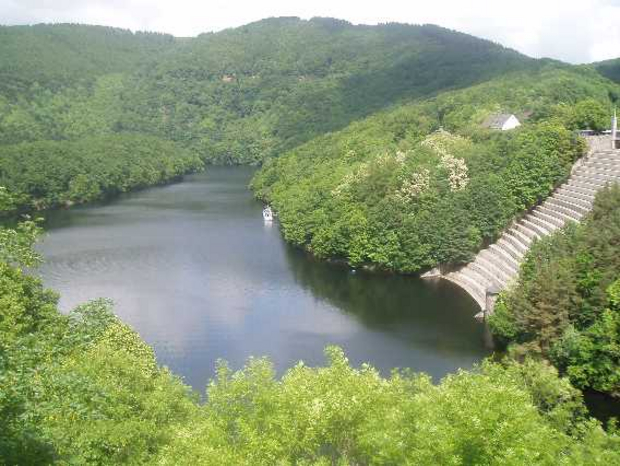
[483,113,521,131]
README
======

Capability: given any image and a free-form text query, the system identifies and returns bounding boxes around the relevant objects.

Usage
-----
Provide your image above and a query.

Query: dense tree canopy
[0,19,618,210]
[0,24,174,97]
[490,186,620,397]
[0,134,203,216]
[0,19,538,164]
[251,68,618,272]
[594,58,620,86]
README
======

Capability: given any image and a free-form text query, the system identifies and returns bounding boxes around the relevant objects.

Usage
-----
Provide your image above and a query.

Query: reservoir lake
[38,167,491,391]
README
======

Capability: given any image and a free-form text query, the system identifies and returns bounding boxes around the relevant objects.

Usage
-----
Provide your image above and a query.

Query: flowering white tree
[332,162,370,197]
[421,129,470,191]
[395,150,407,164]
[395,169,431,202]
[440,153,469,191]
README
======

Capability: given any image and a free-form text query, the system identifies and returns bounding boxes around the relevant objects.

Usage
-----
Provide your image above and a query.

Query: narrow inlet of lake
[38,166,490,391]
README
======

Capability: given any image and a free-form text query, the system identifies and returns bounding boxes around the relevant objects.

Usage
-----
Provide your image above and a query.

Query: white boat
[262,206,273,222]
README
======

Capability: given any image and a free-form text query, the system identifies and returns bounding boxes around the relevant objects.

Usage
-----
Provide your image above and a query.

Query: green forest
[1,17,620,464]
[0,19,549,213]
[490,185,620,397]
[252,68,617,271]
[0,135,202,215]
[595,58,620,85]
[0,19,541,166]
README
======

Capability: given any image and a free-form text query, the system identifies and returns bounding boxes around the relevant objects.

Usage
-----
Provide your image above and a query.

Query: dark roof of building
[482,113,515,129]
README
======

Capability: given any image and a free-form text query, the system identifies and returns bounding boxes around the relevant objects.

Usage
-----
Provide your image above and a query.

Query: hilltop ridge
[1,19,618,213]
[1,18,536,163]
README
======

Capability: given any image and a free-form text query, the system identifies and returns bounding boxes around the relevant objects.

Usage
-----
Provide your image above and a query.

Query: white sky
[2,0,620,64]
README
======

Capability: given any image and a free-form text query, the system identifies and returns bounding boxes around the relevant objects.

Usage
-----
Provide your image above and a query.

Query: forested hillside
[595,58,620,84]
[116,18,535,163]
[2,19,618,211]
[2,17,620,464]
[490,185,620,397]
[0,135,203,215]
[252,67,619,272]
[0,24,175,97]
[0,18,535,164]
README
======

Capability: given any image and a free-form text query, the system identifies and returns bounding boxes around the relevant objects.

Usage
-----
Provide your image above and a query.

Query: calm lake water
[38,167,490,391]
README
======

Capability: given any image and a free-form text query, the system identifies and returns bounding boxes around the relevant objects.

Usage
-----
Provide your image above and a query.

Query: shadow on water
[584,391,620,426]
[282,245,490,358]
[282,243,620,424]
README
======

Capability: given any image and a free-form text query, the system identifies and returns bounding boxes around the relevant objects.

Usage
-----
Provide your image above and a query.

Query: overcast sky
[2,0,619,64]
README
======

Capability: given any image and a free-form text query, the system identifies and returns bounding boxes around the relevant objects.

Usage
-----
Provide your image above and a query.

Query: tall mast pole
[612,108,618,150]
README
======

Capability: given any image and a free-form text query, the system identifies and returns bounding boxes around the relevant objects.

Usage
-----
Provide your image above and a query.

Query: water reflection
[283,246,489,358]
[38,167,490,391]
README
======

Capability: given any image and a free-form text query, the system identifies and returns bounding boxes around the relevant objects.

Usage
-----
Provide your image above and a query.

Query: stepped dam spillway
[441,136,620,319]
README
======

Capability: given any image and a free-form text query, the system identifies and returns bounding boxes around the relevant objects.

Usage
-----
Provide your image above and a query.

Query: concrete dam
[442,135,620,320]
